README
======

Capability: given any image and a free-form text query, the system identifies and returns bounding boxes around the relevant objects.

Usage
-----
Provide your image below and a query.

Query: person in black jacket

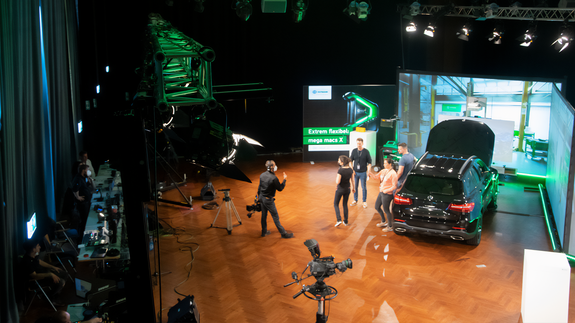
[257,160,294,238]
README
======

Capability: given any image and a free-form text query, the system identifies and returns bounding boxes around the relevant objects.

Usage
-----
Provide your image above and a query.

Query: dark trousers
[37,267,67,298]
[334,187,350,223]
[76,198,92,236]
[261,196,286,235]
[375,192,393,227]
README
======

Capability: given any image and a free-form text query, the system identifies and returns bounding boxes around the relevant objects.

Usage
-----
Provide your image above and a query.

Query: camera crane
[284,239,352,323]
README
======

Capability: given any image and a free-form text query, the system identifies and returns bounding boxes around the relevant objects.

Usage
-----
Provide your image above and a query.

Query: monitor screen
[75,278,92,298]
[27,212,37,239]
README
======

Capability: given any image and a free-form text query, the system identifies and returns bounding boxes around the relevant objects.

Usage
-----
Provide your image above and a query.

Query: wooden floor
[149,153,575,323]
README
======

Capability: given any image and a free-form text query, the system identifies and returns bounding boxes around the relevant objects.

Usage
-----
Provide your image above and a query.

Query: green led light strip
[347,95,377,129]
[517,173,547,179]
[566,253,575,262]
[538,184,559,251]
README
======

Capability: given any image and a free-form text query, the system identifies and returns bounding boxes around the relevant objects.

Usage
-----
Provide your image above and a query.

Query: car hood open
[426,119,495,166]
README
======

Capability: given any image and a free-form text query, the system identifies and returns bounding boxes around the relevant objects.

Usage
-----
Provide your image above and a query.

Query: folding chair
[23,280,57,315]
[43,234,75,281]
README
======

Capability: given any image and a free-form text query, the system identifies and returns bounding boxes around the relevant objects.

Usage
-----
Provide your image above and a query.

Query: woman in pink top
[369,157,397,232]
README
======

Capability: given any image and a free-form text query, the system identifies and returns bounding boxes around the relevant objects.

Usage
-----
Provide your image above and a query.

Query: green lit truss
[147,14,217,112]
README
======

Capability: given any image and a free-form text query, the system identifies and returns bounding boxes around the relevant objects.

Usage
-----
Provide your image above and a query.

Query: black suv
[392,119,499,245]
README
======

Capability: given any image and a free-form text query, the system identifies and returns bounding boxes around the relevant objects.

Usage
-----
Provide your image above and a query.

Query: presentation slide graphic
[303,85,395,162]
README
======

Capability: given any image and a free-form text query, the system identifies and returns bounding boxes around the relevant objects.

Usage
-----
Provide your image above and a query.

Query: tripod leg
[211,205,223,227]
[230,201,242,225]
[225,202,232,234]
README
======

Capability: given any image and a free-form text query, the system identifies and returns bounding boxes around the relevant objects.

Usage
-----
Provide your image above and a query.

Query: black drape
[0,1,81,322]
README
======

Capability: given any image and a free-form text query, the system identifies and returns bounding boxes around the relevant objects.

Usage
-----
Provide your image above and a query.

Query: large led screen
[303,85,395,162]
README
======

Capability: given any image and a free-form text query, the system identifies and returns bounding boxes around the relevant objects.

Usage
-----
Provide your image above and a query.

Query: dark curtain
[0,1,80,322]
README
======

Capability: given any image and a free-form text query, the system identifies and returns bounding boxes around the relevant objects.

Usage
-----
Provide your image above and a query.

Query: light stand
[210,189,242,234]
[148,143,192,209]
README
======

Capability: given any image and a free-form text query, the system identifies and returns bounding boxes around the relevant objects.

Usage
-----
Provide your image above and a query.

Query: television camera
[284,239,352,323]
[245,195,261,218]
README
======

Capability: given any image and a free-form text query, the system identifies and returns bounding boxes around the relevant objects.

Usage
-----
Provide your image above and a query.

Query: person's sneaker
[343,222,348,226]
[382,227,393,232]
[376,222,387,227]
[363,202,368,208]
[281,232,294,239]
[261,230,271,237]
[335,221,343,227]
[350,200,358,206]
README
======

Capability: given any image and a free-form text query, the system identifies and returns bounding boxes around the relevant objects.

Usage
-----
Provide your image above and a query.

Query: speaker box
[261,0,286,13]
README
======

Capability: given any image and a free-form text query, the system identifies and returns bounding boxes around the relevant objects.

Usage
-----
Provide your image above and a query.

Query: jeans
[353,171,367,202]
[334,187,350,223]
[375,192,393,227]
[261,197,286,235]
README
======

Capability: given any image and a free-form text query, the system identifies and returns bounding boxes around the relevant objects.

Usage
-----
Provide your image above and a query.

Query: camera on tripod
[284,239,353,323]
[245,195,261,218]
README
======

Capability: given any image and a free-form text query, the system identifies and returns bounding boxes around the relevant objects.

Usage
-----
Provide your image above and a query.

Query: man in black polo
[72,165,94,235]
[257,160,294,238]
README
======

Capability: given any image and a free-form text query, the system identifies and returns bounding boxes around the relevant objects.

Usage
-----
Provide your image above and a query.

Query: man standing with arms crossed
[396,142,415,192]
[349,138,372,208]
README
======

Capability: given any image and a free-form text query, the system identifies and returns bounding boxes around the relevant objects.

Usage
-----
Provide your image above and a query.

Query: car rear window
[404,175,463,196]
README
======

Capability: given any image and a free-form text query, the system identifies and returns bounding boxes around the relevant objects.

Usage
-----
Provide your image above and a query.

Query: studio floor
[20,152,575,323]
[149,153,574,323]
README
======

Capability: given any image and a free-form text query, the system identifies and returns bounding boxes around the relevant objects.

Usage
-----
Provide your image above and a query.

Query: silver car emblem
[427,195,434,201]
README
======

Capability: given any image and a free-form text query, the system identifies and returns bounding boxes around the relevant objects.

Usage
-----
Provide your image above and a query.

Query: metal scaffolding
[146,14,217,112]
[398,5,575,22]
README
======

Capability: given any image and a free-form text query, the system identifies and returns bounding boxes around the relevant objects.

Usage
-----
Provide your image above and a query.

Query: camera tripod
[210,189,242,234]
[285,278,338,323]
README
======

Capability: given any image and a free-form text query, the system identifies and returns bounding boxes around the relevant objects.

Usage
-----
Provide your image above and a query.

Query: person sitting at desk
[22,239,67,307]
[72,165,94,235]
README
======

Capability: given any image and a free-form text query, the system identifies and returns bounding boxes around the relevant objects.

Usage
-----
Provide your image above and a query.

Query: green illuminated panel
[304,136,348,145]
[442,104,462,112]
[303,127,351,137]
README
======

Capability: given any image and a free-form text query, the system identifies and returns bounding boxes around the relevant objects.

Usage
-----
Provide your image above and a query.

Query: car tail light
[448,202,475,213]
[394,195,412,205]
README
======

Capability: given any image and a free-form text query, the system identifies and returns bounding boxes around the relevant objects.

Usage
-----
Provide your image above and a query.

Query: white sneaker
[335,221,343,227]
[350,200,358,206]
[376,222,387,227]
[343,222,348,226]
[363,202,368,208]
[382,227,393,232]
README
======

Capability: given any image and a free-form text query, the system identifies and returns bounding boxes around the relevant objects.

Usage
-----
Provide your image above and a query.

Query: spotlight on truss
[518,22,537,47]
[488,25,503,44]
[234,0,252,21]
[424,24,435,37]
[344,1,371,23]
[292,0,308,23]
[552,23,573,52]
[406,20,417,32]
[456,24,471,41]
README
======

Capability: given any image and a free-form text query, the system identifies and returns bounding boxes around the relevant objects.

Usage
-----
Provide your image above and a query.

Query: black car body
[392,119,499,245]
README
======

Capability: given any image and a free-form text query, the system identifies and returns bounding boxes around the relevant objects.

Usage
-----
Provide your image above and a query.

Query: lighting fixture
[518,22,537,47]
[292,0,308,23]
[409,1,421,16]
[406,21,417,32]
[424,24,435,37]
[488,25,503,44]
[552,23,573,53]
[344,1,371,22]
[234,0,252,21]
[456,24,471,41]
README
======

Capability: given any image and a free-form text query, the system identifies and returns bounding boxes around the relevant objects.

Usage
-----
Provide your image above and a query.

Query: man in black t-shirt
[349,138,372,208]
[72,165,93,235]
[21,239,67,306]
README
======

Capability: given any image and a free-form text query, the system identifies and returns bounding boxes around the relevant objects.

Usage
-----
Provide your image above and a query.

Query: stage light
[292,0,308,23]
[552,24,573,52]
[344,1,371,22]
[409,1,421,16]
[488,25,503,44]
[235,0,252,21]
[424,24,435,37]
[518,22,537,47]
[105,66,109,73]
[194,0,205,13]
[406,21,417,32]
[96,85,100,93]
[456,24,471,41]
